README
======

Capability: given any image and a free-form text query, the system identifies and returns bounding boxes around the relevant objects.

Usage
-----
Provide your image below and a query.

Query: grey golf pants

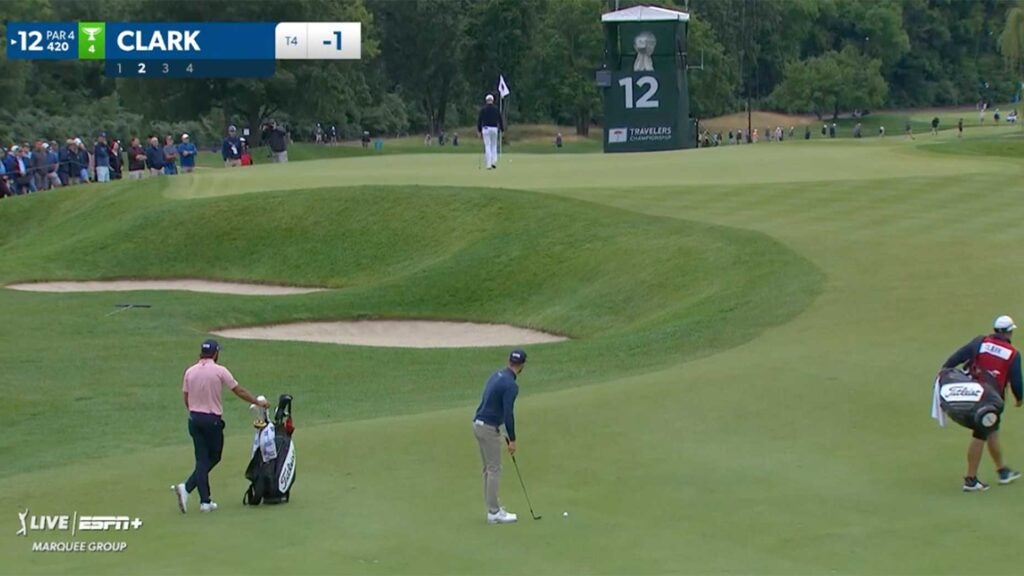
[473,420,502,514]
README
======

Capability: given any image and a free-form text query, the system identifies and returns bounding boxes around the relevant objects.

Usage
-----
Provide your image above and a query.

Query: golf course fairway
[3,128,1024,574]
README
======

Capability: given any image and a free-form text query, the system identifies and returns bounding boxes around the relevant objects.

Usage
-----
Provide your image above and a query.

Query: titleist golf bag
[243,394,296,505]
[935,368,1004,432]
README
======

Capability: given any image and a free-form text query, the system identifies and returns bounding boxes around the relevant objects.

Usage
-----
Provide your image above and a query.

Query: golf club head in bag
[275,394,294,435]
[937,368,1004,431]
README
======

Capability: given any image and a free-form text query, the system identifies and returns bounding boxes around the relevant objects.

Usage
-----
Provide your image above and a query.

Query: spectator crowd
[0,132,199,198]
[1,136,118,197]
[0,123,292,199]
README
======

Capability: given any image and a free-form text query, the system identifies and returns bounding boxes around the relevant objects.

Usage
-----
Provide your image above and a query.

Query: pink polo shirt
[182,358,239,416]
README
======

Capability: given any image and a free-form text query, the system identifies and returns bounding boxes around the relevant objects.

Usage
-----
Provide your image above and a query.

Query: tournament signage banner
[600,7,692,153]
[604,69,683,152]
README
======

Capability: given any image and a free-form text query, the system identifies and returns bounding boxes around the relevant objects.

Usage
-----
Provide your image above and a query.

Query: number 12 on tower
[618,76,660,109]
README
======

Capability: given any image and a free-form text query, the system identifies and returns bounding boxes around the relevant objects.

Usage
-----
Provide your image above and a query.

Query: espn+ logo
[16,509,142,553]
[17,509,143,536]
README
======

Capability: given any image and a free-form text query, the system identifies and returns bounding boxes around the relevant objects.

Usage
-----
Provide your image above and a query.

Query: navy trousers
[185,412,225,504]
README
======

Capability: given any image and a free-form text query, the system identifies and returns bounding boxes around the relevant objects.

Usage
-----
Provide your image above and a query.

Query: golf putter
[507,437,541,520]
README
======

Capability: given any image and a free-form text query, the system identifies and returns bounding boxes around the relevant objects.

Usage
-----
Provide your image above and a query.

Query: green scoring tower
[599,5,693,153]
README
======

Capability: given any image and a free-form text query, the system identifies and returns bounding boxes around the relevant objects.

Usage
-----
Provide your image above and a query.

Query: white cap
[995,315,1017,332]
[181,133,189,140]
[74,138,82,145]
[42,142,49,149]
[485,94,494,103]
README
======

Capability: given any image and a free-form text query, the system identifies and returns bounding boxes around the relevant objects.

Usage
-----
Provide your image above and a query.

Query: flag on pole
[498,75,511,99]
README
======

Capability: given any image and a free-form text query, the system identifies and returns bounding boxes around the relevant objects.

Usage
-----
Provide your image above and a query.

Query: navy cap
[509,349,527,364]
[200,339,220,357]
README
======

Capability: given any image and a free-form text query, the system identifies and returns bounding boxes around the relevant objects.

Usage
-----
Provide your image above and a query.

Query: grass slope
[0,182,820,479]
[4,132,1024,574]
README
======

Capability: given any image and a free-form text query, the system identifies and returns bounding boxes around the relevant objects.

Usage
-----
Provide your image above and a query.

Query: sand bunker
[212,320,568,349]
[5,279,325,296]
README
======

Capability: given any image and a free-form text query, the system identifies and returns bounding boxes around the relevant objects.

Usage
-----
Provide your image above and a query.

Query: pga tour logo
[940,383,984,403]
[16,508,143,536]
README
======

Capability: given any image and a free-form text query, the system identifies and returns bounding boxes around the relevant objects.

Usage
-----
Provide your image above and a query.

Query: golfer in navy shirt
[473,349,526,524]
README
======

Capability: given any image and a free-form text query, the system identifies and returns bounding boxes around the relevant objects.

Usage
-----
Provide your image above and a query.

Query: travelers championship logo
[16,508,142,553]
[940,383,984,403]
[607,126,673,145]
[629,126,673,142]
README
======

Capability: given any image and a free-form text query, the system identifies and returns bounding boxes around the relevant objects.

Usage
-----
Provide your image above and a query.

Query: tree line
[1,0,1022,145]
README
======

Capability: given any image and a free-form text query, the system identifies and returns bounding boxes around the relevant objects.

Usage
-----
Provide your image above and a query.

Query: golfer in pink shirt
[171,339,267,513]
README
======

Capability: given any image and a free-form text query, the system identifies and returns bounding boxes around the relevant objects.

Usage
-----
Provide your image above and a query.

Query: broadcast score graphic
[5,21,361,78]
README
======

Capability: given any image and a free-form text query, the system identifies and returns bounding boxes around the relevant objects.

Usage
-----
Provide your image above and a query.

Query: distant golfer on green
[473,349,526,524]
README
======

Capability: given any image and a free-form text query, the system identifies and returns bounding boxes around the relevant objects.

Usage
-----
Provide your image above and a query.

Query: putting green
[3,132,1024,574]
[165,137,1014,200]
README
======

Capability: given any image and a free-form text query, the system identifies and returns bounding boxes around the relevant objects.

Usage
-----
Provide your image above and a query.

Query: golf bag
[935,368,1004,432]
[243,394,296,505]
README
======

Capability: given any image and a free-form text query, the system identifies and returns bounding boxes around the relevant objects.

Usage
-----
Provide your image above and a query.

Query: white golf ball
[563,511,568,517]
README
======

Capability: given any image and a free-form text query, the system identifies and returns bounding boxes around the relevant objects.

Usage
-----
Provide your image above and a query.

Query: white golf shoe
[487,507,517,524]
[170,483,188,514]
[199,502,219,513]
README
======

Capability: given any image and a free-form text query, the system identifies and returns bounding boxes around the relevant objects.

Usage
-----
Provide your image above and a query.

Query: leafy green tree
[371,0,468,134]
[690,0,814,103]
[361,92,410,136]
[462,0,543,107]
[519,0,604,135]
[831,0,909,71]
[687,17,738,118]
[888,0,953,106]
[1000,0,1024,77]
[771,45,887,120]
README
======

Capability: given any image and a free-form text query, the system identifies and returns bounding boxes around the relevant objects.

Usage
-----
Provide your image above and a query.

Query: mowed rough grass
[3,130,1024,574]
[0,182,818,477]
